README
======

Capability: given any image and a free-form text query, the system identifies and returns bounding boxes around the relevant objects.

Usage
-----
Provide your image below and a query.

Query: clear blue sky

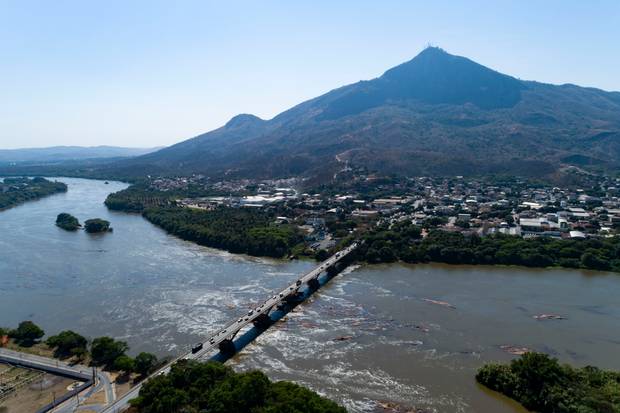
[1,0,619,149]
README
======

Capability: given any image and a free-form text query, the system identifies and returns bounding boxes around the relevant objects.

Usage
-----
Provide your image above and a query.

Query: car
[238,318,243,323]
[272,295,277,300]
[296,280,302,286]
[279,293,284,298]
[247,310,254,316]
[191,342,203,354]
[209,338,215,344]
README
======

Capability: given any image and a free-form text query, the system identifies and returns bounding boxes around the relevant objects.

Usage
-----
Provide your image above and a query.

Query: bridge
[100,242,359,413]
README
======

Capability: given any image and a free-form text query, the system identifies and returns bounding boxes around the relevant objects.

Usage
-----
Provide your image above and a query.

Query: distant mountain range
[0,146,162,164]
[10,48,620,180]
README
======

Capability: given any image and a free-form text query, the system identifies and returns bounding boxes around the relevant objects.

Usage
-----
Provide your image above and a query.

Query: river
[1,178,619,413]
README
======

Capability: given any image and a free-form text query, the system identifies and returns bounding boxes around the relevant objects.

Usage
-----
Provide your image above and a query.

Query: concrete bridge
[101,242,359,413]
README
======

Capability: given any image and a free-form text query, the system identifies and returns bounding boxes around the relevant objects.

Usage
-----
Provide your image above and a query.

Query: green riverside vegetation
[358,220,620,272]
[3,320,159,376]
[0,177,66,210]
[476,352,620,413]
[130,359,346,413]
[143,207,303,258]
[55,212,81,230]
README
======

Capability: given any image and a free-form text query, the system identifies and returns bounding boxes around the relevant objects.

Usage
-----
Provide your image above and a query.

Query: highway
[100,242,358,413]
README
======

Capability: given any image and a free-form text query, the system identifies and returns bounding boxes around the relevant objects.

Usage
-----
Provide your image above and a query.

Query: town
[148,167,620,248]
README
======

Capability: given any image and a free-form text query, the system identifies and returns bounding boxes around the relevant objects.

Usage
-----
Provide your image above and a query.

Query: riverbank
[0,177,67,211]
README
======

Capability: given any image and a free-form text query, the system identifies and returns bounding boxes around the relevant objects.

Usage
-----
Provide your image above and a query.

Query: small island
[55,213,81,231]
[84,218,112,233]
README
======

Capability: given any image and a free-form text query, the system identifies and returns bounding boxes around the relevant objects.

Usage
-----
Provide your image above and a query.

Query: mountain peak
[225,113,264,128]
[319,47,526,120]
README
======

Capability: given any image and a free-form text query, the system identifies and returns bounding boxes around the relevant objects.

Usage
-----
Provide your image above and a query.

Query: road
[100,242,358,413]
[0,347,113,413]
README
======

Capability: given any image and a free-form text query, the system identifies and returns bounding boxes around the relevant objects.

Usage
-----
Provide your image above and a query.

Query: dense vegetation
[0,177,66,210]
[46,330,88,358]
[476,352,620,413]
[84,218,112,233]
[104,183,232,213]
[130,360,346,413]
[7,320,45,346]
[358,221,620,272]
[143,207,303,258]
[56,212,81,230]
[105,184,174,212]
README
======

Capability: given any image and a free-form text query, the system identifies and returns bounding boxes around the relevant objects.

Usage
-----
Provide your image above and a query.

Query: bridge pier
[218,339,236,355]
[285,291,303,304]
[252,313,272,330]
[307,277,320,290]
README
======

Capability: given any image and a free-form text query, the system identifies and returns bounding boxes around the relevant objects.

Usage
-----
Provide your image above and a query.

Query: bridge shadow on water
[209,267,343,363]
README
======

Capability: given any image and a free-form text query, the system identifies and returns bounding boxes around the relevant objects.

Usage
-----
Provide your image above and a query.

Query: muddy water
[1,178,619,412]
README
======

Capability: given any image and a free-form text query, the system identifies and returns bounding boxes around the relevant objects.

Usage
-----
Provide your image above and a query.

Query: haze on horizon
[1,0,619,150]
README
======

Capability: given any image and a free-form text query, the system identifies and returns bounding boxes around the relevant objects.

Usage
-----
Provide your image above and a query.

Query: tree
[114,355,135,375]
[134,352,158,376]
[46,330,88,358]
[132,360,346,413]
[10,321,44,345]
[90,337,128,368]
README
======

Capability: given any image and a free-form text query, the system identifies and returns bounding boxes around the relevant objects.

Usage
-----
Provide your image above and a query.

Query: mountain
[0,146,162,164]
[94,47,620,179]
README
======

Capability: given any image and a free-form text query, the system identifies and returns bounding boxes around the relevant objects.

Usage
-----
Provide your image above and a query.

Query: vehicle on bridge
[191,343,203,354]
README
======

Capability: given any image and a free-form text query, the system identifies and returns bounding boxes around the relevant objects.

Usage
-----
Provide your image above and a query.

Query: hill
[25,48,620,179]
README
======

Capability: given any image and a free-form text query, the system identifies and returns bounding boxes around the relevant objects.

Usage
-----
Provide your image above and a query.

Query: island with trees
[84,218,112,233]
[476,352,620,413]
[55,212,81,231]
[0,177,67,210]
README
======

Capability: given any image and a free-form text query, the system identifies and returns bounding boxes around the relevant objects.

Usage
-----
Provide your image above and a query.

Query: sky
[1,1,619,150]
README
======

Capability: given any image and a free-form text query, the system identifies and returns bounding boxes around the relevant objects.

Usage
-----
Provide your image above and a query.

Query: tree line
[357,220,620,272]
[142,206,303,258]
[0,177,67,210]
[1,321,159,377]
[476,352,620,413]
[131,359,346,413]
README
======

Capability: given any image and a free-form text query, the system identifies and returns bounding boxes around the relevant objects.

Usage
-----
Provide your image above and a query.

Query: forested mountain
[74,47,620,179]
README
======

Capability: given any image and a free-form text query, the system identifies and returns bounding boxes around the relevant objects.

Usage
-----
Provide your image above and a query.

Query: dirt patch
[0,370,75,413]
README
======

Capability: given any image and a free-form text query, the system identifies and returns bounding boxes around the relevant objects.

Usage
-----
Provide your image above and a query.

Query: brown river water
[1,178,618,412]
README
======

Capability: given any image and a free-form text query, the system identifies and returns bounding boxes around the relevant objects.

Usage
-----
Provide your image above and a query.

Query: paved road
[0,347,113,413]
[100,243,358,413]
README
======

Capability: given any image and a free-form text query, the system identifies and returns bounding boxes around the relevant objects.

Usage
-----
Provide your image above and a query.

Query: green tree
[90,337,128,368]
[114,355,135,375]
[10,321,44,345]
[134,352,158,376]
[46,330,88,358]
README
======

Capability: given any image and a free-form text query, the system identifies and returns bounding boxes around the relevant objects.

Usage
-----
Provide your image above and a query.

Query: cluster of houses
[160,172,620,246]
